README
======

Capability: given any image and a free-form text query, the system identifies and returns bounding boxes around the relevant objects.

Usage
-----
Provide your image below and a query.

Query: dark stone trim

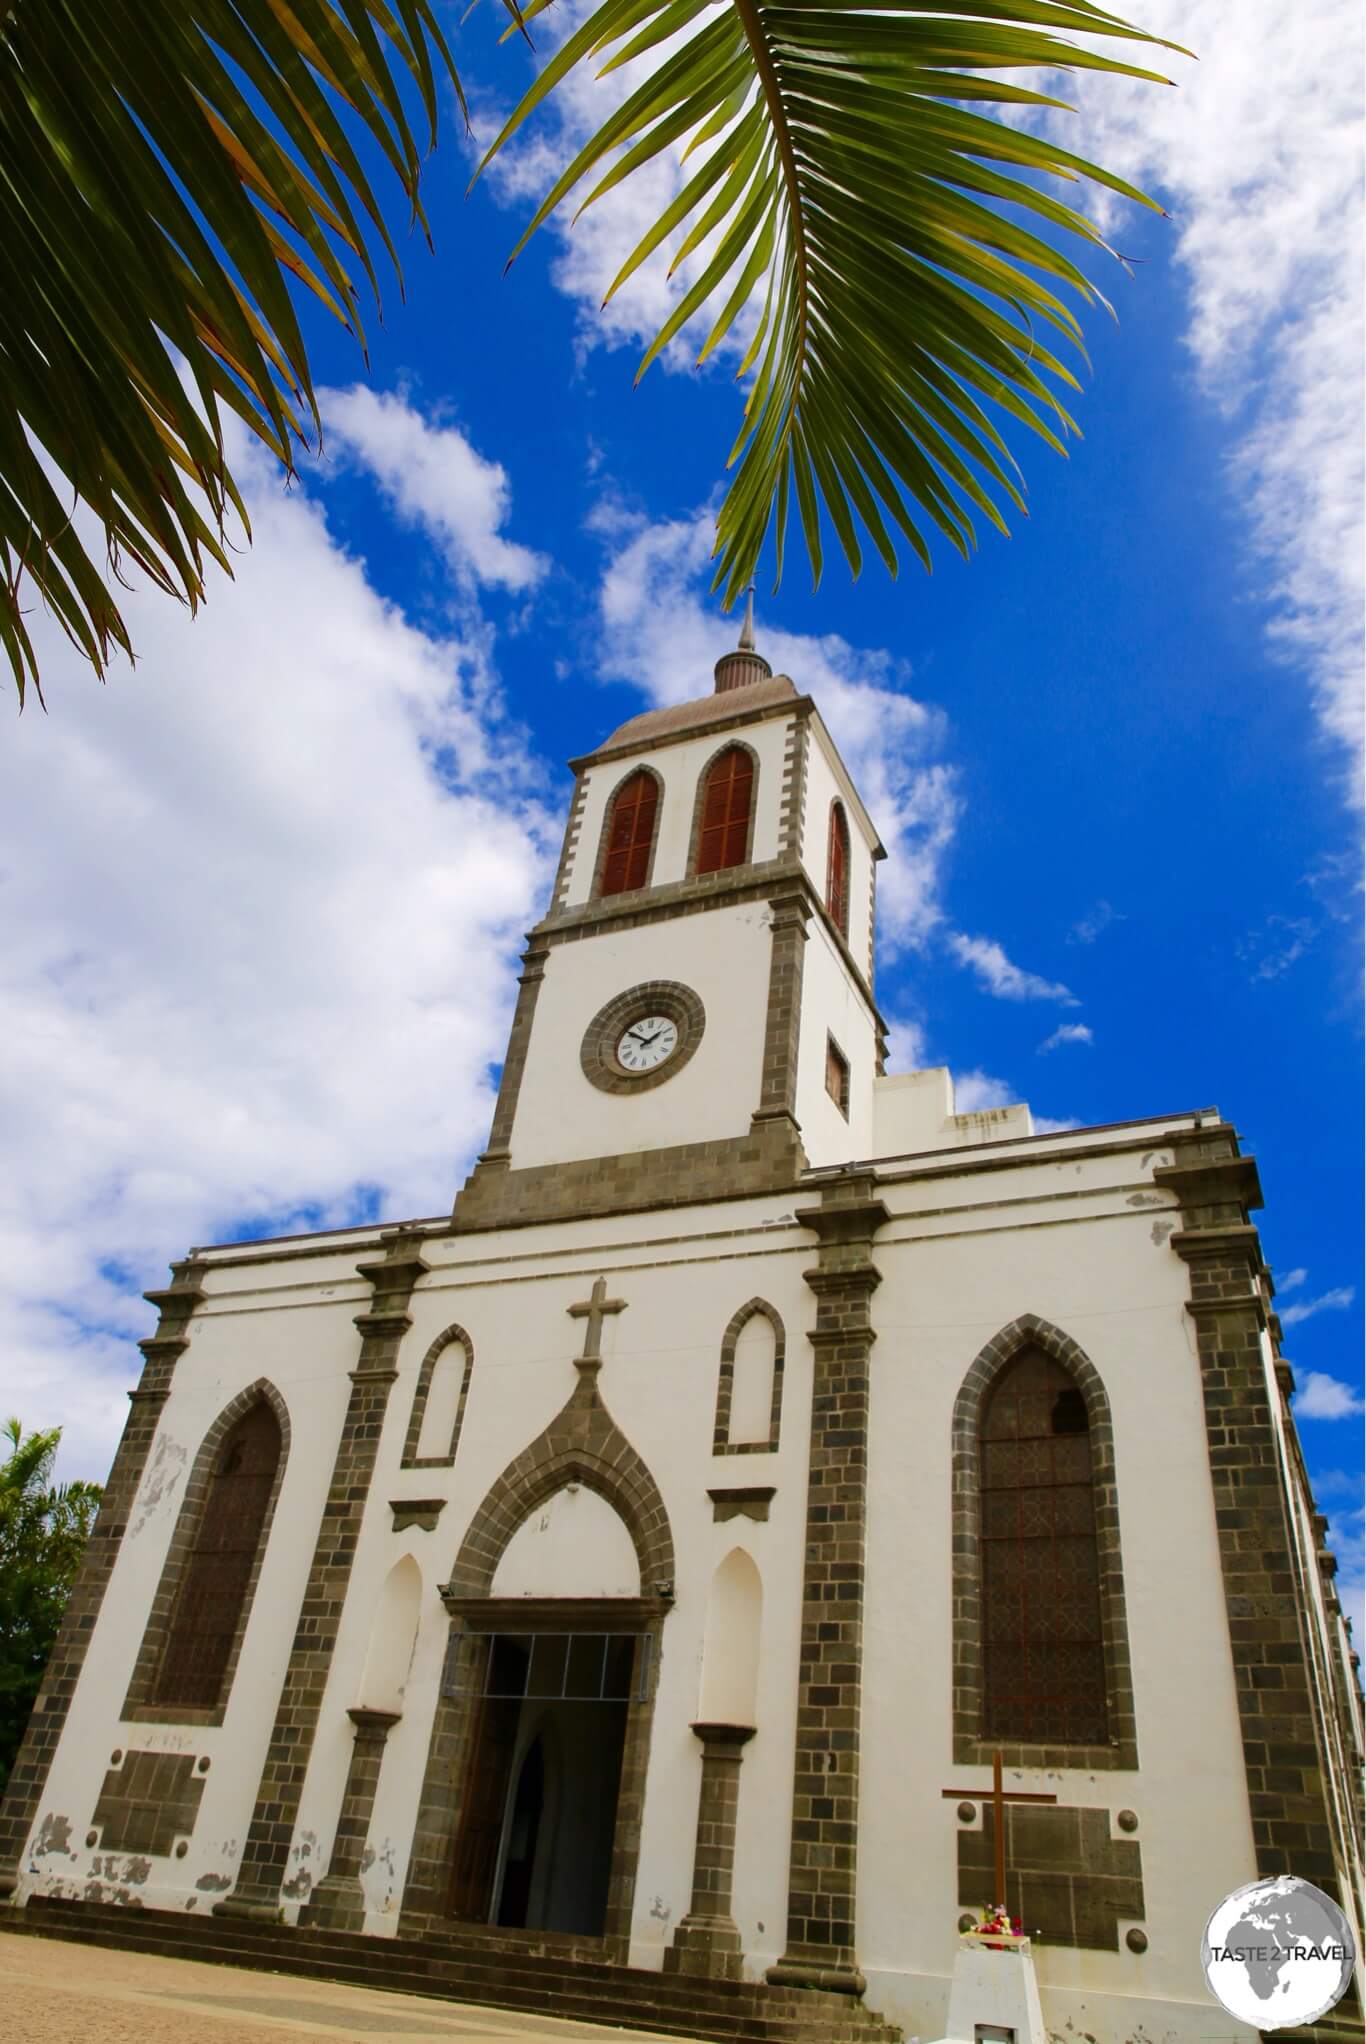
[215,1230,429,1920]
[400,1325,474,1470]
[950,1313,1139,1771]
[712,1299,785,1454]
[440,1595,670,1630]
[303,1708,401,1932]
[685,739,761,879]
[551,771,590,911]
[579,980,707,1097]
[767,1172,887,1997]
[453,1119,806,1231]
[570,695,813,773]
[708,1487,776,1523]
[121,1378,293,1726]
[89,1750,206,1858]
[0,1258,207,1896]
[390,1499,447,1533]
[401,1357,675,1956]
[778,712,810,861]
[753,888,811,1136]
[477,940,548,1168]
[957,1802,1144,1952]
[1165,1128,1360,1924]
[589,761,665,903]
[664,1723,757,1979]
[537,859,886,1036]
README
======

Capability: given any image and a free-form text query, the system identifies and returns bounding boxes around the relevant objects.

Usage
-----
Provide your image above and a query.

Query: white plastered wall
[794,916,878,1164]
[798,719,877,971]
[508,909,773,1167]
[562,713,794,908]
[14,1250,365,1912]
[856,1138,1261,2043]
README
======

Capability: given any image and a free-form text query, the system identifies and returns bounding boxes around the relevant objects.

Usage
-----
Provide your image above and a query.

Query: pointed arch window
[599,770,660,897]
[826,801,850,937]
[980,1347,1107,1746]
[695,746,754,874]
[155,1399,282,1710]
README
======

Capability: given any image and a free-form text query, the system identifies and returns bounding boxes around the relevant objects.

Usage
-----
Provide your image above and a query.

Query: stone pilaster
[474,938,549,1171]
[0,1258,206,1897]
[767,1172,887,1996]
[752,887,811,1138]
[664,1723,756,1979]
[302,1707,401,1932]
[1158,1135,1355,1904]
[217,1229,428,1919]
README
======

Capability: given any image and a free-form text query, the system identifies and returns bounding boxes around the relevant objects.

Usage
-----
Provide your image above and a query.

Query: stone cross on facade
[941,1751,1057,1917]
[568,1275,628,1373]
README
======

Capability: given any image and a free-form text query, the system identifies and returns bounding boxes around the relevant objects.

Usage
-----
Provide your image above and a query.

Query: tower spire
[713,587,773,694]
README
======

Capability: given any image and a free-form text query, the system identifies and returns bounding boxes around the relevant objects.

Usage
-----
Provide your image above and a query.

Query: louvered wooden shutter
[696,748,753,874]
[601,771,658,895]
[156,1401,280,1709]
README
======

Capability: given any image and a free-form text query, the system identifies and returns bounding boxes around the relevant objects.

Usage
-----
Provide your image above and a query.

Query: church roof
[593,673,800,757]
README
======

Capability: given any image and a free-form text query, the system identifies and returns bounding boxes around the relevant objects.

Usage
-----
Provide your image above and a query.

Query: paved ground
[0,1936,703,2044]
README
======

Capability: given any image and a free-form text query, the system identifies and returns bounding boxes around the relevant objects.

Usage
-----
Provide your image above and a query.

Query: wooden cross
[941,1752,1057,1917]
[568,1276,628,1370]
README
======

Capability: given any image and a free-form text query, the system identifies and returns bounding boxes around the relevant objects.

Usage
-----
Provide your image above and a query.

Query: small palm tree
[1,0,1175,706]
[0,1419,102,1788]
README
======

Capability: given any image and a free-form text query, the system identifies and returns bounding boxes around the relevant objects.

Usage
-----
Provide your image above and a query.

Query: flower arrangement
[973,1906,1026,1939]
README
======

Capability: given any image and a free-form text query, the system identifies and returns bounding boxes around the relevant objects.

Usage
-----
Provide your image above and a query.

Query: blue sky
[1,0,1361,1624]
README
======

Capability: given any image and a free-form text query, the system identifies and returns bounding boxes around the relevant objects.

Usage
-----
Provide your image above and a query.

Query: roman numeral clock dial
[616,1016,678,1073]
[580,983,706,1095]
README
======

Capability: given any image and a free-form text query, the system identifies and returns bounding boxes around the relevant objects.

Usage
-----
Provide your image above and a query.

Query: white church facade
[2,624,1361,2044]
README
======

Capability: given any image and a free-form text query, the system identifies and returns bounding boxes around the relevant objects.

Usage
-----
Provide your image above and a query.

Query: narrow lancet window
[827,801,850,936]
[695,746,754,874]
[980,1348,1107,1745]
[600,770,659,896]
[155,1400,281,1709]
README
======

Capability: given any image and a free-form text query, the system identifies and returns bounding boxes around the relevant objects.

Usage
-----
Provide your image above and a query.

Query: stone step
[0,1900,902,2044]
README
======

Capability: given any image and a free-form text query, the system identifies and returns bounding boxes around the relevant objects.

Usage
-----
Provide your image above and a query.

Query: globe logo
[1202,1876,1357,2028]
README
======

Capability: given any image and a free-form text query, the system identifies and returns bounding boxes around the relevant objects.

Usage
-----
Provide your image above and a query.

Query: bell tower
[453,608,887,1228]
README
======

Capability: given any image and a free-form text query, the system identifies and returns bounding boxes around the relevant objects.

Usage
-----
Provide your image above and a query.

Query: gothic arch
[122,1377,292,1725]
[446,1428,675,1599]
[404,1376,675,1945]
[402,1324,474,1469]
[713,1298,785,1453]
[699,1548,763,1725]
[951,1314,1137,1768]
[591,763,665,900]
[687,739,760,877]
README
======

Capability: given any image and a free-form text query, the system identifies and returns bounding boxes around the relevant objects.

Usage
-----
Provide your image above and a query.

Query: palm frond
[481,0,1184,602]
[0,0,494,706]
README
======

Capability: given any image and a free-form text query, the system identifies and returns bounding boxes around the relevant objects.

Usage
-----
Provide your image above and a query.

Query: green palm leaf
[0,0,503,706]
[481,0,1184,603]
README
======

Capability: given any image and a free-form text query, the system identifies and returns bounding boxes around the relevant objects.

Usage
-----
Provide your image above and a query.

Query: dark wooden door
[448,1694,520,1921]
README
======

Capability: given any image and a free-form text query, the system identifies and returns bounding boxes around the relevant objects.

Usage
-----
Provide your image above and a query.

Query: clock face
[616,1015,679,1073]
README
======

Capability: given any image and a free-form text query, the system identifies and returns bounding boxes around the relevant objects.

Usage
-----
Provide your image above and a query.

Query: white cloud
[884,1018,928,1073]
[1292,1372,1365,1420]
[592,507,961,949]
[0,427,555,1488]
[948,933,1078,1006]
[1278,1266,1309,1294]
[1053,0,1365,798]
[953,1070,1017,1114]
[1068,901,1122,946]
[318,385,547,592]
[1039,1023,1095,1055]
[1033,1114,1083,1135]
[1281,1288,1357,1330]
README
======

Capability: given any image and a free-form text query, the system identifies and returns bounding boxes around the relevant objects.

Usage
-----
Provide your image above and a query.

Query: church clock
[580,982,706,1095]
